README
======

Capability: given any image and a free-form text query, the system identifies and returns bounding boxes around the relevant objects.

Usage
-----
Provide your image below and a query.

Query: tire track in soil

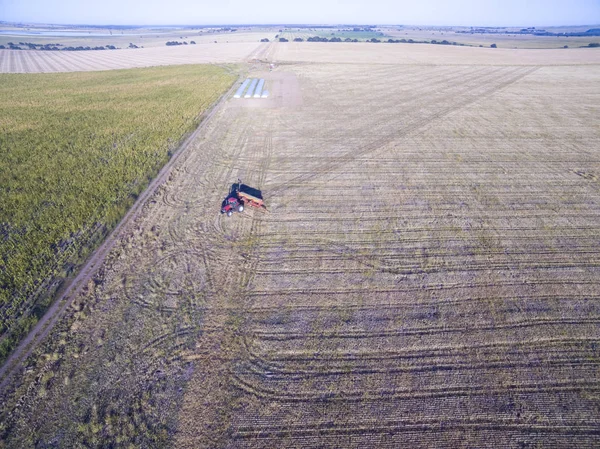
[157,294,600,317]
[174,107,272,449]
[231,371,600,402]
[275,65,499,141]
[219,63,600,444]
[243,336,600,364]
[249,317,600,341]
[268,66,539,196]
[251,67,553,289]
[231,418,600,440]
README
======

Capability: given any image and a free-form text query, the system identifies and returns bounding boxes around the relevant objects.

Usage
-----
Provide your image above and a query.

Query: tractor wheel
[227,210,233,217]
[238,205,244,213]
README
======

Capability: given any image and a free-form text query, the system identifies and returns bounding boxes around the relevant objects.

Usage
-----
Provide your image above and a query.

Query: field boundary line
[0,69,244,392]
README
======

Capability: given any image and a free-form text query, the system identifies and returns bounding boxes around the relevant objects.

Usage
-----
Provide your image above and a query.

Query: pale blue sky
[1,0,599,26]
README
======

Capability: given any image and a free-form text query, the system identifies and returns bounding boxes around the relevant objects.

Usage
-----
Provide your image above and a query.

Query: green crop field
[0,64,236,364]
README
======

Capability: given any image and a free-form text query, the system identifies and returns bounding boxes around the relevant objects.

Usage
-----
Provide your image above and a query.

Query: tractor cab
[221,195,244,216]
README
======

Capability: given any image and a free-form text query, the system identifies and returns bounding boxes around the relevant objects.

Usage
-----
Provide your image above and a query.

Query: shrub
[491,43,497,48]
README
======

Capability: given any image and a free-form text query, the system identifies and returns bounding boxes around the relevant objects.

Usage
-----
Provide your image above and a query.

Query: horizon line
[1,20,599,29]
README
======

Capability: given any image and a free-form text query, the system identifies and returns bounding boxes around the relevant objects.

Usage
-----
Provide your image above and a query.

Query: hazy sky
[1,0,599,26]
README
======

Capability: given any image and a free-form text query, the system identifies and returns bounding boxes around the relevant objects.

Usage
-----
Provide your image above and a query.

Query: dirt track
[1,47,600,447]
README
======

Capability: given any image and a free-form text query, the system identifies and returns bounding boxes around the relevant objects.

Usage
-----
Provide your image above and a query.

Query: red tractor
[221,181,267,217]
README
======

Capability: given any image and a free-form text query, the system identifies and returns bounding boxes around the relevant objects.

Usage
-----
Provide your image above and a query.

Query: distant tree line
[305,36,349,42]
[458,27,600,37]
[165,41,196,46]
[290,36,470,46]
[0,41,118,51]
[428,39,468,46]
[256,34,596,48]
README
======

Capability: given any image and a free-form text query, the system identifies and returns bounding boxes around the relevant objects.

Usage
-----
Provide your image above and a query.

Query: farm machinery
[221,180,267,216]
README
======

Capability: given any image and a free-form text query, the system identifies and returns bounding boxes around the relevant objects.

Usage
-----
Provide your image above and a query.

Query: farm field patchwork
[267,41,600,65]
[277,25,600,48]
[0,42,262,73]
[0,28,276,49]
[384,28,600,49]
[1,48,600,448]
[0,64,236,366]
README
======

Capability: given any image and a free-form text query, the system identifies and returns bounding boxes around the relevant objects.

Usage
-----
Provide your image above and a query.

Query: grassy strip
[0,64,236,364]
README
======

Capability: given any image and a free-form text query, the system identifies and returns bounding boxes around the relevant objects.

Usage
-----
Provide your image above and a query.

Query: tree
[279,37,289,42]
[490,43,497,48]
[293,37,304,42]
[260,38,269,42]
[190,41,196,44]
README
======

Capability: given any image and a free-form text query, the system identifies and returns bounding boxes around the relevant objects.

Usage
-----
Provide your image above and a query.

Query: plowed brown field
[1,45,599,448]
